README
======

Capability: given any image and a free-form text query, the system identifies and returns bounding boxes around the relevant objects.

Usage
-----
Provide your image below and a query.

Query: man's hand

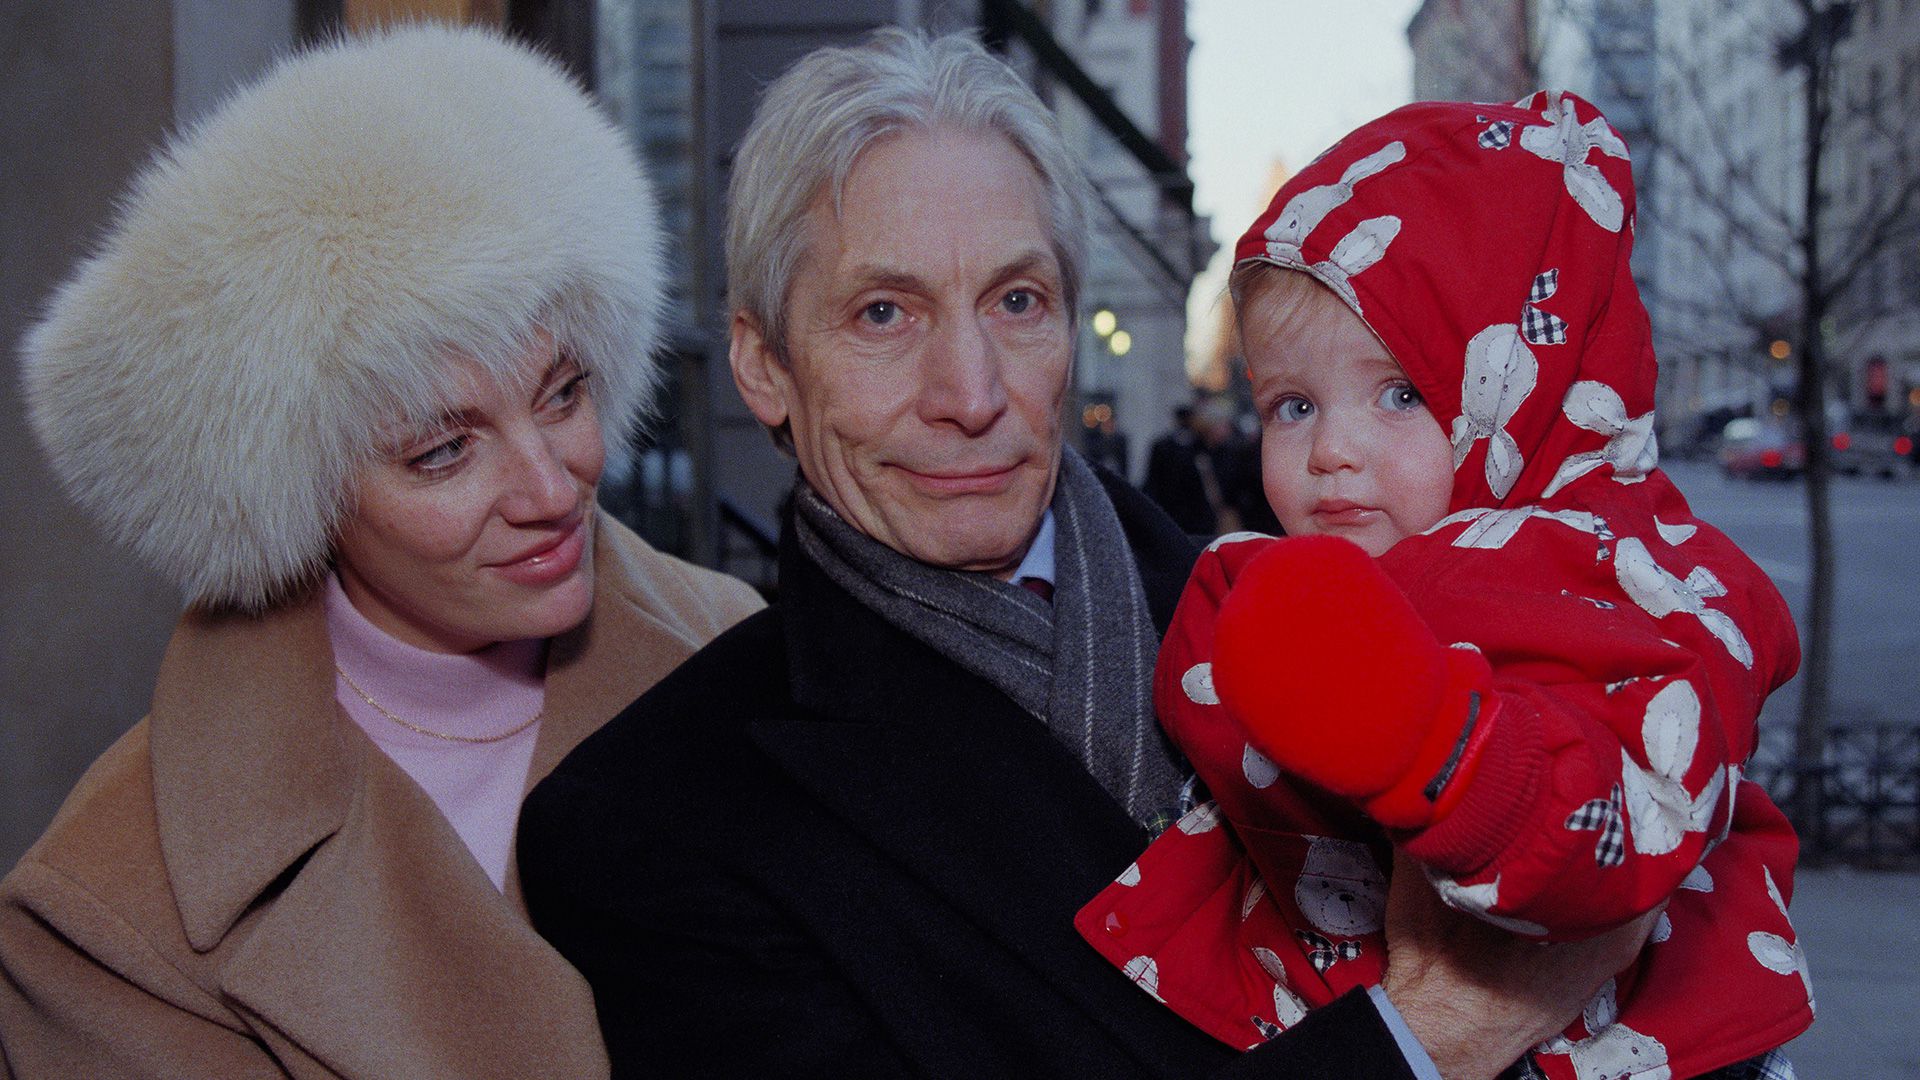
[1379,850,1660,1080]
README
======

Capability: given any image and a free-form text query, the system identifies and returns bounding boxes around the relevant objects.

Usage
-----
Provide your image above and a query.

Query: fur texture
[20,24,667,610]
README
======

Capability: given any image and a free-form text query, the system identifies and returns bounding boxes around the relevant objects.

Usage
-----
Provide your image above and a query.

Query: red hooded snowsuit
[1075,93,1813,1080]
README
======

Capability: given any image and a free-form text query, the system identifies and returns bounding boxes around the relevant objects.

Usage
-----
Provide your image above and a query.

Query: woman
[0,25,761,1079]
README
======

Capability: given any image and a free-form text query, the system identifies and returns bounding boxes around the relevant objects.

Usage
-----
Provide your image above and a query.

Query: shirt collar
[1011,509,1056,587]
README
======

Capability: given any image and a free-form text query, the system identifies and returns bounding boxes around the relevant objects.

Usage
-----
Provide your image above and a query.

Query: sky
[1183,0,1422,377]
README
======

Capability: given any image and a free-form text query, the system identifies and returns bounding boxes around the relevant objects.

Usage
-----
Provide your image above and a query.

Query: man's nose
[918,316,1009,435]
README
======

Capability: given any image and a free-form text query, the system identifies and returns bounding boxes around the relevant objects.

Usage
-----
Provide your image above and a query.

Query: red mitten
[1211,534,1496,830]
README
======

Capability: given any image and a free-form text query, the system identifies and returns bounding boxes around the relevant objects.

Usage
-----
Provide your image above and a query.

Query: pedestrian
[1077,92,1811,1080]
[0,26,761,1077]
[1084,410,1132,478]
[1144,404,1223,533]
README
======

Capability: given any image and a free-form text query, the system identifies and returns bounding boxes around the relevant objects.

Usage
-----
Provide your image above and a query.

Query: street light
[1769,339,1792,361]
[1108,330,1132,357]
[1091,309,1117,337]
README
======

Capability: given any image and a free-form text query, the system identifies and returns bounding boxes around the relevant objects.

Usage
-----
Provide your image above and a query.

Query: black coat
[519,474,1415,1079]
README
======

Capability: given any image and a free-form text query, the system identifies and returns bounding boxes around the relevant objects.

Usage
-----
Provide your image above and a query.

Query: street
[1662,460,1920,731]
[1777,865,1920,1079]
[1662,460,1919,1078]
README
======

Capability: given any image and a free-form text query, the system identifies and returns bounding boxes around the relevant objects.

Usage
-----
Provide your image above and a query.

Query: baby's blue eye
[1380,384,1424,412]
[1274,397,1314,423]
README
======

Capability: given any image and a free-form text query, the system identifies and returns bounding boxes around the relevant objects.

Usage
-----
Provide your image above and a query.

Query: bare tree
[1767,0,1920,834]
[1538,0,1920,835]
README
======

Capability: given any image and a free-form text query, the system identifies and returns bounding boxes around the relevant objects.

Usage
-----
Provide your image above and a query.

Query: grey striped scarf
[793,448,1183,825]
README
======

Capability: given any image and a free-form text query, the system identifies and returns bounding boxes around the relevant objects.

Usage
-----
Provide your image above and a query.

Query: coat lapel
[506,513,729,906]
[533,513,736,790]
[146,511,694,1079]
[749,530,1179,1054]
[148,594,356,954]
[217,740,606,1079]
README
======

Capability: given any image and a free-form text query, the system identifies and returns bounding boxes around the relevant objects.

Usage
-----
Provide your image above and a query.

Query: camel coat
[0,514,762,1080]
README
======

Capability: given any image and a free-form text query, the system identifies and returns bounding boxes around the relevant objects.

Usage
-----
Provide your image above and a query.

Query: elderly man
[519,30,1647,1079]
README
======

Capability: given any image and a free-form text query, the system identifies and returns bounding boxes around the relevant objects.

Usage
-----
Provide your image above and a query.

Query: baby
[1078,93,1812,1080]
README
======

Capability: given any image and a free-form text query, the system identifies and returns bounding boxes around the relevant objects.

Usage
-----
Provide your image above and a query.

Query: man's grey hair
[726,28,1091,353]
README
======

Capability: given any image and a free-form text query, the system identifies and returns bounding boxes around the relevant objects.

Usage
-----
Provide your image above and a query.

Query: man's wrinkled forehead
[824,249,1062,301]
[789,134,1062,307]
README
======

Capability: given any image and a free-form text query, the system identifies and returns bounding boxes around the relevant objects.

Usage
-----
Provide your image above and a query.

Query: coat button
[1104,911,1128,936]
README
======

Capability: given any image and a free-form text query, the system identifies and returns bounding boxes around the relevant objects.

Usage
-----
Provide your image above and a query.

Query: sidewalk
[1778,865,1919,1078]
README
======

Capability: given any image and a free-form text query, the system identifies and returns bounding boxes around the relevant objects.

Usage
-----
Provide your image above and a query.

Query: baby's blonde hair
[1229,262,1331,353]
[1229,261,1412,386]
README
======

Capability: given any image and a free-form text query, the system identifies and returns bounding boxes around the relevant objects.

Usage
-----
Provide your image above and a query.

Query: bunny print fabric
[1075,93,1812,1079]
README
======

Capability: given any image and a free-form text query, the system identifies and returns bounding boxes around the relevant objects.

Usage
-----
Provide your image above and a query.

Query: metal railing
[1748,723,1920,866]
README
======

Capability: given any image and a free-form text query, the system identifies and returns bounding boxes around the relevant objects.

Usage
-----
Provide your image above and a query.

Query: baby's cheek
[1260,444,1314,534]
[1395,417,1458,520]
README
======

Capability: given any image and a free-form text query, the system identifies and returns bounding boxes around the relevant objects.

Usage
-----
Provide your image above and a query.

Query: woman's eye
[406,435,469,473]
[545,372,592,410]
[861,301,900,327]
[1273,397,1313,424]
[1380,383,1425,412]
[1001,289,1035,315]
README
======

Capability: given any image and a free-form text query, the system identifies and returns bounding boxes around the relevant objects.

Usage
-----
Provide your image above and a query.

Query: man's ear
[729,311,792,429]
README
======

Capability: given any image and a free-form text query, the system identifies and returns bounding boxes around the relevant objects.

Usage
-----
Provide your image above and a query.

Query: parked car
[1719,417,1805,480]
[1830,412,1912,480]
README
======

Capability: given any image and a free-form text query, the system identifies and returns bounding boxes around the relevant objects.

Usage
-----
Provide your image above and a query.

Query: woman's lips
[490,516,587,586]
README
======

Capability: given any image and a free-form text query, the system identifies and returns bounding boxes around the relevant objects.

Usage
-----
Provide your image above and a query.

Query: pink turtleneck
[324,574,545,891]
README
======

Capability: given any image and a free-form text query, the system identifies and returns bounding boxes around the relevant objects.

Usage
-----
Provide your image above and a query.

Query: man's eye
[1273,397,1313,423]
[1380,384,1425,412]
[1002,289,1035,315]
[861,301,900,326]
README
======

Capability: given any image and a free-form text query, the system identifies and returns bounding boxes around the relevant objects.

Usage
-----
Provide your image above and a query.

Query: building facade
[1417,0,1919,447]
[1407,0,1535,103]
[1033,0,1213,483]
[1636,0,1805,441]
[1524,0,1920,445]
[1827,0,1920,421]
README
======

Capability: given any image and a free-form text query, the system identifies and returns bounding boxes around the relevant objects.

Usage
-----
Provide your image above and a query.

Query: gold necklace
[333,664,542,745]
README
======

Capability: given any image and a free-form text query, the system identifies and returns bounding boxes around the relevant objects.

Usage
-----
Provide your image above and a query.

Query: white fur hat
[21,23,666,610]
